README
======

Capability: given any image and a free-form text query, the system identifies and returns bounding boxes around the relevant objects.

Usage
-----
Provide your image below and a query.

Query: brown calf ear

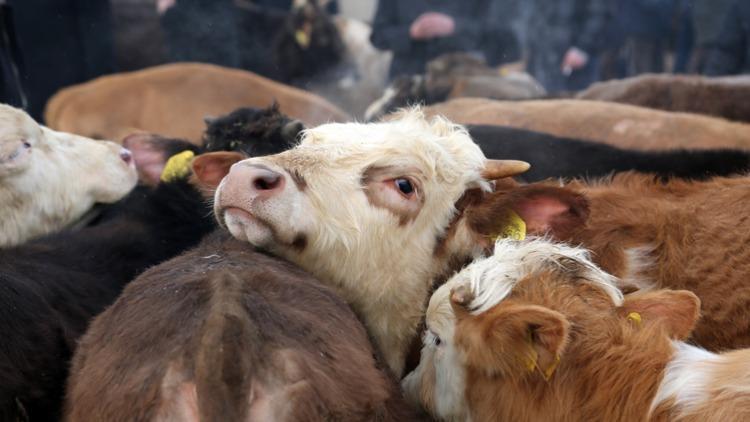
[466,184,589,242]
[191,151,246,189]
[455,303,569,380]
[618,290,700,340]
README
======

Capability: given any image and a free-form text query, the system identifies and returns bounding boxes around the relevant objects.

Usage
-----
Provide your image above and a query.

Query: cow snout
[230,164,286,199]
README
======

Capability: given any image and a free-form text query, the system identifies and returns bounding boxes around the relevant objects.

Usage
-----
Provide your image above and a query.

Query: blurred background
[0,0,747,122]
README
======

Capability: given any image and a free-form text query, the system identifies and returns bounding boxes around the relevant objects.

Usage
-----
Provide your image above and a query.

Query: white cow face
[211,109,528,374]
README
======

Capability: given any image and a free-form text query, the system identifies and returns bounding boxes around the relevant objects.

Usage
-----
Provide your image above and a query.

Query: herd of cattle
[4,60,750,421]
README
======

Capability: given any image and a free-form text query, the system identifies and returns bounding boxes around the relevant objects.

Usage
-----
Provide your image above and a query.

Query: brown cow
[479,173,750,353]
[423,98,750,150]
[205,109,750,377]
[365,54,545,121]
[65,232,420,421]
[578,73,750,124]
[404,238,750,421]
[44,62,350,144]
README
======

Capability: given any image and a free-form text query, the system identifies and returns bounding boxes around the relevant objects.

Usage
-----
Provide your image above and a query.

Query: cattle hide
[578,73,750,124]
[424,98,750,150]
[65,232,423,421]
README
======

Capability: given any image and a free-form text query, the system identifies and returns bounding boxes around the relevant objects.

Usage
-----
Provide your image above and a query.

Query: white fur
[649,341,721,417]
[0,104,137,247]
[216,109,489,375]
[440,238,623,318]
[622,245,657,290]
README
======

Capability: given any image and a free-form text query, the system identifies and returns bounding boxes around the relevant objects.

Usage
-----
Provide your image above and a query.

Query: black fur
[272,1,345,84]
[468,125,750,182]
[0,176,215,421]
[203,104,304,158]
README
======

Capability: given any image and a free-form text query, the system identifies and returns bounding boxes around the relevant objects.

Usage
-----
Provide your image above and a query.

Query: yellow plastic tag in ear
[523,349,538,373]
[160,150,195,183]
[626,312,643,325]
[543,355,561,381]
[491,210,527,242]
[295,30,310,48]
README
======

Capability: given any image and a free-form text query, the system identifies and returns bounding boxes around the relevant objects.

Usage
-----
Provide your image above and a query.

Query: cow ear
[618,290,700,340]
[123,132,199,186]
[454,302,569,380]
[281,120,305,144]
[465,184,589,245]
[191,151,245,189]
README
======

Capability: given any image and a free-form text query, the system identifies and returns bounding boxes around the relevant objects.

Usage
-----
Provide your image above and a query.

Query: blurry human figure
[369,0,504,78]
[600,0,689,78]
[9,0,114,121]
[0,0,26,109]
[159,0,240,68]
[111,0,168,71]
[687,0,735,73]
[524,0,609,93]
[704,0,750,76]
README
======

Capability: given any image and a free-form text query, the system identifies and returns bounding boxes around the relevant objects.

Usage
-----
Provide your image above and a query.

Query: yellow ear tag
[490,210,526,242]
[626,312,643,326]
[160,150,195,183]
[295,30,310,48]
[522,329,538,372]
[542,355,561,381]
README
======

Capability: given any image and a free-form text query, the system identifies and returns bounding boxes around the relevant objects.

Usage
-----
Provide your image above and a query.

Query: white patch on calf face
[404,238,623,419]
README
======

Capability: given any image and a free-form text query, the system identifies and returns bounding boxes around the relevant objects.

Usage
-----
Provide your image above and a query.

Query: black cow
[203,104,304,158]
[468,125,750,182]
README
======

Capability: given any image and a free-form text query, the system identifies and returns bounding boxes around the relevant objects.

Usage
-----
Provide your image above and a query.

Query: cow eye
[22,140,30,148]
[395,178,414,195]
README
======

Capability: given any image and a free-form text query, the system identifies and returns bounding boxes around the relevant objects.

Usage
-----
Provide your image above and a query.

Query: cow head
[202,104,304,158]
[0,104,138,246]
[402,238,699,420]
[200,109,529,375]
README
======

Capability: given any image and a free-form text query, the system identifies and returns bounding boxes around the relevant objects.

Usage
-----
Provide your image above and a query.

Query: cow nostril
[253,173,281,191]
[120,148,133,164]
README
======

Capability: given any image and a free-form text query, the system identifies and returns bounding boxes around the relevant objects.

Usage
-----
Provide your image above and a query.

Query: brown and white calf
[0,104,137,247]
[403,238,750,422]
[204,110,529,375]
[487,173,750,352]
[206,109,750,376]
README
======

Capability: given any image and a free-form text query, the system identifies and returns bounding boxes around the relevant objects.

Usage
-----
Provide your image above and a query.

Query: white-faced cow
[206,110,529,375]
[0,104,137,247]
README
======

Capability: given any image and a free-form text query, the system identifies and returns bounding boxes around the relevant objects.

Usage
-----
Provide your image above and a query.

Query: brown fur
[471,173,750,351]
[453,272,696,422]
[44,63,350,144]
[578,73,750,124]
[423,98,750,150]
[65,232,421,421]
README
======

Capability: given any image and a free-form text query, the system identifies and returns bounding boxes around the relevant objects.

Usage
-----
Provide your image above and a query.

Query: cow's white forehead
[297,109,488,185]
[0,104,40,141]
[427,238,623,332]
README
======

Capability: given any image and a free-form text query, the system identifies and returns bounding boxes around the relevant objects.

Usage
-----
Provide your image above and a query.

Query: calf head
[202,104,304,158]
[200,110,529,375]
[403,238,700,421]
[0,104,137,246]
